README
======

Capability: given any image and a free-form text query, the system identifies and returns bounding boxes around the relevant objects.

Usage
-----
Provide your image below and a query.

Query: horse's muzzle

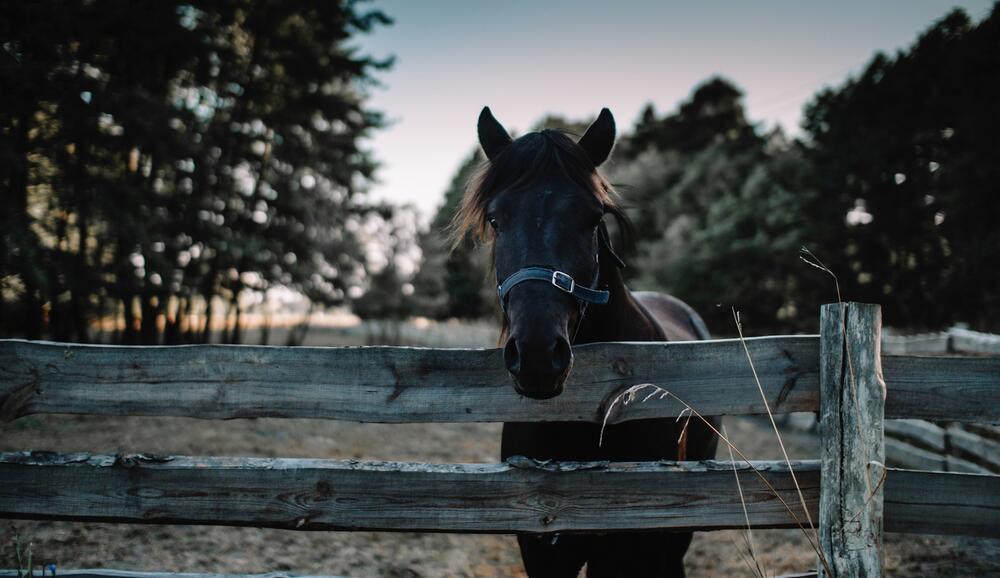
[514,381,565,400]
[504,334,572,399]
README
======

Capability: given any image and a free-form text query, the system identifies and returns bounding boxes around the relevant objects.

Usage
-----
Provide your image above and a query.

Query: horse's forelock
[450,130,621,250]
[448,130,629,344]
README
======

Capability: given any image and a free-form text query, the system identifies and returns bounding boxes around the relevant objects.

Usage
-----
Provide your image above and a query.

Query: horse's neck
[574,255,662,344]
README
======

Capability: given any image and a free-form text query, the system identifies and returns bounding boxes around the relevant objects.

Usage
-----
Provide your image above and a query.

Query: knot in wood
[612,357,631,377]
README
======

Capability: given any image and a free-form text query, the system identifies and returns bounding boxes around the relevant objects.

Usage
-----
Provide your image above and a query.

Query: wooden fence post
[819,303,885,578]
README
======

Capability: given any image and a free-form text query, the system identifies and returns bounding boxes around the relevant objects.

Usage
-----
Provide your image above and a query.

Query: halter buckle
[551,270,575,294]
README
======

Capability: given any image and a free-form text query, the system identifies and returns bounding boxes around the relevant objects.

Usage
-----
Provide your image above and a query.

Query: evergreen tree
[802,5,1000,329]
[0,0,393,343]
[609,78,821,332]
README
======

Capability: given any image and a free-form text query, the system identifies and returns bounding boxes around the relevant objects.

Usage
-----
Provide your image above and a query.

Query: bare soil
[3,410,998,577]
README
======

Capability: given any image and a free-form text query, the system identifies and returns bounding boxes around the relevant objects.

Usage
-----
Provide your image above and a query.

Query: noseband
[496,222,625,336]
[498,267,609,307]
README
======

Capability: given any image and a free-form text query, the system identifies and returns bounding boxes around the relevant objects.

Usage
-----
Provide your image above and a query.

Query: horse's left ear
[478,106,512,161]
[578,108,616,167]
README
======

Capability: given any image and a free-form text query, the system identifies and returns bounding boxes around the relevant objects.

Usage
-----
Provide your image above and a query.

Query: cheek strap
[497,267,610,309]
[495,219,625,329]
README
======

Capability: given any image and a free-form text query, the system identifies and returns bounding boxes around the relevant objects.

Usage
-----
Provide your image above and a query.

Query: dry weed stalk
[733,308,817,534]
[800,248,883,509]
[724,423,767,578]
[600,383,834,576]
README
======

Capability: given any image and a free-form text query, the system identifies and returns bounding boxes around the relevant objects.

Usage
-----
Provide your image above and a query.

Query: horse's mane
[451,129,634,253]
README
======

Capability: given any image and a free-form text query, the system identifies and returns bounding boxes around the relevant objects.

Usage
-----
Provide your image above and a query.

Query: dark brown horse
[453,107,719,577]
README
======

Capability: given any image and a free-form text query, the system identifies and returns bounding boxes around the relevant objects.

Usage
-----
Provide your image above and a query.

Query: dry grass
[601,382,829,576]
[723,423,766,578]
[598,273,864,576]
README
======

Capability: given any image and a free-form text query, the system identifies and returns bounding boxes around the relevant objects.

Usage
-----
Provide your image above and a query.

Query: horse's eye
[488,217,498,230]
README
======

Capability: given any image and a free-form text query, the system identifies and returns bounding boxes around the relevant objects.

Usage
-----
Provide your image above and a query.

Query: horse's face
[477,107,617,399]
[489,179,604,398]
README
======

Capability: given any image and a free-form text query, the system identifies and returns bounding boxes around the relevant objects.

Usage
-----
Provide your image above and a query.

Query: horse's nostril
[503,338,521,374]
[552,336,571,375]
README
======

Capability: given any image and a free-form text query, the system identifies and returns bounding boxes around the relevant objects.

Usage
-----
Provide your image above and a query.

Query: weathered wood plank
[881,332,950,355]
[819,303,885,578]
[946,454,995,475]
[884,419,946,452]
[883,355,1000,423]
[884,438,946,471]
[965,423,1000,441]
[885,468,1000,538]
[2,452,996,539]
[0,337,820,424]
[0,568,343,578]
[947,425,1000,473]
[949,327,1000,355]
[0,567,820,578]
[0,451,820,533]
[3,338,998,425]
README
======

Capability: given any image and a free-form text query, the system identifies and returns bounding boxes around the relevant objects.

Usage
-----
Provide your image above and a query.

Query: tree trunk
[122,296,137,344]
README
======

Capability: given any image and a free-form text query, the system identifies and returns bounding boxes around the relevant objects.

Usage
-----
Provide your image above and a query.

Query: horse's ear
[578,108,616,167]
[478,106,512,161]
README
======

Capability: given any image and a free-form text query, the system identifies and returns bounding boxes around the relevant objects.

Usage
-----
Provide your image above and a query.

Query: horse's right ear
[478,106,512,161]
[578,108,616,167]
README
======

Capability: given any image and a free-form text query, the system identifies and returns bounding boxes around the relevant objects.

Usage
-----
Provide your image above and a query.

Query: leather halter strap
[497,267,608,307]
[496,222,622,314]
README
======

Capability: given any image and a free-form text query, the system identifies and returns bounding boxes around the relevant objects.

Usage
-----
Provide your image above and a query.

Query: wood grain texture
[0,337,820,423]
[949,327,1000,355]
[3,338,997,425]
[885,438,946,471]
[881,332,950,355]
[0,568,343,578]
[945,454,994,475]
[1,452,995,539]
[0,568,821,578]
[883,354,1000,423]
[0,452,820,533]
[819,303,885,578]
[885,468,1000,537]
[884,419,946,452]
[947,425,1000,473]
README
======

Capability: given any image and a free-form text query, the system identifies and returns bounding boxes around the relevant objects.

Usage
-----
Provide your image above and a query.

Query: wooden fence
[780,325,1000,475]
[1,303,999,577]
[881,326,1000,475]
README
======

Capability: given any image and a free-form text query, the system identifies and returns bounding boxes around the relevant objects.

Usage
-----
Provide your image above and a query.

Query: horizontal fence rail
[1,451,997,537]
[2,338,999,424]
[0,573,347,578]
[0,337,823,423]
[0,571,819,578]
[882,355,1000,423]
[0,451,818,533]
[885,419,1000,474]
[0,569,818,578]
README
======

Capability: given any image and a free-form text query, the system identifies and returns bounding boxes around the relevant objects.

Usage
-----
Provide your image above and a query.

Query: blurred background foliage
[1,0,396,343]
[421,5,1000,335]
[2,3,998,343]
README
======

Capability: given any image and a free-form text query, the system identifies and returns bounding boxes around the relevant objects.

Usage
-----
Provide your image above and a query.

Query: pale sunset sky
[356,0,994,218]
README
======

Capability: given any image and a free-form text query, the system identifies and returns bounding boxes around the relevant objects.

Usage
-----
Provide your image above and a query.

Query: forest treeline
[3,4,998,343]
[416,5,1000,334]
[1,0,401,344]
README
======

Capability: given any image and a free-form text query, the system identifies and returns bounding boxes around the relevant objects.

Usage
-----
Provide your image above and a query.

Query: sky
[355,0,994,219]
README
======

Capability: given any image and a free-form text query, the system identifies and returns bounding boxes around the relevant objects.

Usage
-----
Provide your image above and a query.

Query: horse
[452,107,720,577]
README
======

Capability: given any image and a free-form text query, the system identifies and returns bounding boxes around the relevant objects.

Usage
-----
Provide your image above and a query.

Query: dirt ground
[3,410,999,577]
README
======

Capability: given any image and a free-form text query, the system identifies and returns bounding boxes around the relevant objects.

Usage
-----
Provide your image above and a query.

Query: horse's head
[454,107,624,399]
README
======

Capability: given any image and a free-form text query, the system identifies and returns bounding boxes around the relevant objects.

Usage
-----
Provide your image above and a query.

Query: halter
[496,222,625,336]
